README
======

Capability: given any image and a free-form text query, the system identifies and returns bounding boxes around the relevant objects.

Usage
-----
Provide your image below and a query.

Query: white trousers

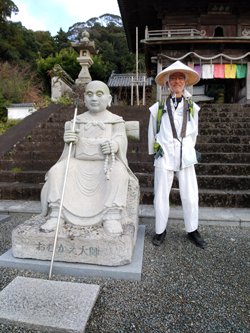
[154,165,199,234]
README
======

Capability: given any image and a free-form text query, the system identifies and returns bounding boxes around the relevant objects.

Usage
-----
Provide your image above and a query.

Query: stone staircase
[0,103,249,208]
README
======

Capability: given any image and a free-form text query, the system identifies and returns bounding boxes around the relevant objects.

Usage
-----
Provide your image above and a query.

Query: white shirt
[148,99,200,171]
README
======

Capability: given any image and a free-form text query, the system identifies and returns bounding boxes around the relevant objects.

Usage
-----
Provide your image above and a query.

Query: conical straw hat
[155,60,200,87]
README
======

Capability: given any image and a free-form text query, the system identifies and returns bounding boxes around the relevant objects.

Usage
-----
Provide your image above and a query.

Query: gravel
[0,213,249,333]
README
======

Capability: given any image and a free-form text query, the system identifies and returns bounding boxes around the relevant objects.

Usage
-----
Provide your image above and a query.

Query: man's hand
[64,129,80,145]
[101,140,118,155]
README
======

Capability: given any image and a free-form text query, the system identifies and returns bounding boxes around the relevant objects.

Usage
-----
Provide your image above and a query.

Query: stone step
[199,116,250,123]
[0,151,61,161]
[200,153,250,163]
[0,171,46,183]
[199,128,249,136]
[133,162,250,177]
[199,122,250,129]
[0,182,42,200]
[13,141,65,152]
[1,152,249,170]
[136,173,250,190]
[196,143,250,153]
[1,162,248,185]
[197,136,250,144]
[140,186,250,208]
[129,162,154,173]
[127,150,250,163]
[195,163,250,176]
[0,159,55,171]
[0,181,248,207]
[200,111,250,118]
[200,104,250,112]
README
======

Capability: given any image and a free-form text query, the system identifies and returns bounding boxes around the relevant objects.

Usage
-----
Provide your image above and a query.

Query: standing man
[148,60,207,248]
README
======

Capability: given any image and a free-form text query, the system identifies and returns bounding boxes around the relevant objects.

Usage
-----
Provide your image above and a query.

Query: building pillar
[157,56,162,101]
[246,62,250,104]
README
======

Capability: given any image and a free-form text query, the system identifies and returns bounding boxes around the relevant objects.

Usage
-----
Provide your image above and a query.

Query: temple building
[118,0,250,103]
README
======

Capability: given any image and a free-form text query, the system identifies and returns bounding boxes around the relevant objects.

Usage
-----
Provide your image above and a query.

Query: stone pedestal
[75,56,93,85]
[12,180,140,266]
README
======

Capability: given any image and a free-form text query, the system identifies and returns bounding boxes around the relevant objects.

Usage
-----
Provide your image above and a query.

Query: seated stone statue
[40,81,138,236]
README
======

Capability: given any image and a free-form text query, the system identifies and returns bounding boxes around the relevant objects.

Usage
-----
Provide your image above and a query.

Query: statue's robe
[41,111,137,226]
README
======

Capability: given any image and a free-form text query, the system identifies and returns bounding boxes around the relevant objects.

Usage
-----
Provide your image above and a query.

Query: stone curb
[0,200,249,227]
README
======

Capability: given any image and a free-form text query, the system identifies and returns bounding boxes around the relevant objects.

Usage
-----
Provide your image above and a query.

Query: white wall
[7,106,38,120]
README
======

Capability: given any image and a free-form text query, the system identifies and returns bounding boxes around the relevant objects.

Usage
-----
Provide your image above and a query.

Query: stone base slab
[0,276,99,333]
[12,214,138,266]
[0,214,10,224]
[1,226,145,281]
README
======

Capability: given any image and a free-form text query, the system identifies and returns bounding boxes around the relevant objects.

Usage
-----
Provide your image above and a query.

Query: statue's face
[84,81,112,113]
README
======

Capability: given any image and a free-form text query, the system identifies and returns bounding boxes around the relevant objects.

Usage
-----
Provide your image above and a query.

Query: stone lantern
[71,31,98,86]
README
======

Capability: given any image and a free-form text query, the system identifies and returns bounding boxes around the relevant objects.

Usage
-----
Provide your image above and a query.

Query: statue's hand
[64,129,80,145]
[101,140,118,155]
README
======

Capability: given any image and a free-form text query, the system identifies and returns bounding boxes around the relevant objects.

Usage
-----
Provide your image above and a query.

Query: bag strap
[166,97,190,139]
[157,100,165,133]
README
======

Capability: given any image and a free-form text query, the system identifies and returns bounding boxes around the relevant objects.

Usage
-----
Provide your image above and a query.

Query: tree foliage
[0,0,18,22]
[54,28,71,52]
[0,60,43,120]
[36,48,81,94]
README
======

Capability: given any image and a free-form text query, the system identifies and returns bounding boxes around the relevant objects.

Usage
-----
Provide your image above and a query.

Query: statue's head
[84,81,112,113]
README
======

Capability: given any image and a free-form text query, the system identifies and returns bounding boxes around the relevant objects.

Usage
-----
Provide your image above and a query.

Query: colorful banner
[194,65,202,78]
[214,64,225,78]
[225,64,236,78]
[236,64,247,78]
[202,64,214,79]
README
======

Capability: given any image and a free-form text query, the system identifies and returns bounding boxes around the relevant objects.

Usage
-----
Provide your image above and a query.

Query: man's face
[168,72,186,97]
[84,81,112,113]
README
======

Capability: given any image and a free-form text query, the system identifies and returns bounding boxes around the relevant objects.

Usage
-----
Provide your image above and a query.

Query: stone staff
[49,98,79,279]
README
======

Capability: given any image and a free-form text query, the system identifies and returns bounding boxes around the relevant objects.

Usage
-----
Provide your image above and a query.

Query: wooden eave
[141,37,250,45]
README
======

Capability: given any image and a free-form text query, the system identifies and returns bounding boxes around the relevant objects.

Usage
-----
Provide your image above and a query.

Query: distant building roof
[6,103,34,108]
[107,72,153,88]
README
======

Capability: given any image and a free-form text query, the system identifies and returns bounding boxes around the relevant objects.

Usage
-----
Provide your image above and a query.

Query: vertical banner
[187,62,194,96]
[247,62,250,100]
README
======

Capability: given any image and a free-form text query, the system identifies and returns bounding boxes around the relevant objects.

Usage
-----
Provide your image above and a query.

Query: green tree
[0,0,18,23]
[89,54,109,82]
[0,0,22,60]
[0,20,23,59]
[0,60,43,121]
[34,30,56,58]
[54,28,71,52]
[0,23,40,66]
[37,48,81,94]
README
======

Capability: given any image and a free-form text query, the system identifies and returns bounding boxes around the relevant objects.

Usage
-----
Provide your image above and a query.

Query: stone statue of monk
[40,81,138,236]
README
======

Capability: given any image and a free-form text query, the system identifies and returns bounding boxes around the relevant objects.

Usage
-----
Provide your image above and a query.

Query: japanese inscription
[208,3,233,14]
[36,242,99,257]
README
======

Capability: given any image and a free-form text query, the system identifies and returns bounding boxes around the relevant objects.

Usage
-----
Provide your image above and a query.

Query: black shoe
[152,230,166,246]
[188,230,207,248]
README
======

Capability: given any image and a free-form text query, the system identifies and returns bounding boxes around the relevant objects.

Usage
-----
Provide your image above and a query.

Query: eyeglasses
[169,75,185,81]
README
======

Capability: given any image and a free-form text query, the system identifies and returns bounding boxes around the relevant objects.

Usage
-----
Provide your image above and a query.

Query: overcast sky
[11,0,121,36]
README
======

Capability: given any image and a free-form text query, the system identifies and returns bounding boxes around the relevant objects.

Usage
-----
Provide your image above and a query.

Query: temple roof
[107,72,153,88]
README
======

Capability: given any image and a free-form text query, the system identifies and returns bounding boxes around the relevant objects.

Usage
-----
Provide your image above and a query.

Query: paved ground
[0,201,249,332]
